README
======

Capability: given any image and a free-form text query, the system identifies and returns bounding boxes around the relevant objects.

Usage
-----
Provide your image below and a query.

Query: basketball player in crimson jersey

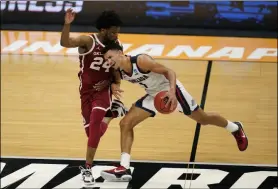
[60,9,127,187]
[98,42,249,182]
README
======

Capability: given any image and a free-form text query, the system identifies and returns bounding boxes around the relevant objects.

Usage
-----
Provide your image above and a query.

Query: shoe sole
[101,171,132,182]
[82,181,95,188]
[235,121,248,151]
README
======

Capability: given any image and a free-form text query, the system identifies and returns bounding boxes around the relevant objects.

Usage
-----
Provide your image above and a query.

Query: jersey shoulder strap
[130,54,150,74]
[130,54,139,64]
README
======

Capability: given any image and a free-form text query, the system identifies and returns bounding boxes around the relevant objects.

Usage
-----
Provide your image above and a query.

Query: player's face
[103,26,120,43]
[104,50,122,69]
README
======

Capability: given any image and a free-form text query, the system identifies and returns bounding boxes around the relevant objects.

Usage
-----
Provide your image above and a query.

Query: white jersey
[119,55,170,96]
[119,54,199,116]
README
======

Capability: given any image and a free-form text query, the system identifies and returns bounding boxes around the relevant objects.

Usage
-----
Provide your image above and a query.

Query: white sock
[120,152,131,169]
[225,120,239,132]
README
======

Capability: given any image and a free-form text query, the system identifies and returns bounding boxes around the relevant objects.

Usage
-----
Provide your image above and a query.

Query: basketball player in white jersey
[99,42,249,181]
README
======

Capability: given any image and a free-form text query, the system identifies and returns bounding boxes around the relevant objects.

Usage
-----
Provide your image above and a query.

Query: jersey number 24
[90,57,111,72]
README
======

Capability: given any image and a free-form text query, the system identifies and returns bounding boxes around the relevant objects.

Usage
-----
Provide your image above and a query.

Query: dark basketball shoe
[111,99,128,118]
[101,166,132,182]
[232,122,248,151]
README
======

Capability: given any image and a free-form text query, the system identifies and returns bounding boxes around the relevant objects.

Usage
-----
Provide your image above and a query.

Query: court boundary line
[1,155,276,167]
[189,60,212,162]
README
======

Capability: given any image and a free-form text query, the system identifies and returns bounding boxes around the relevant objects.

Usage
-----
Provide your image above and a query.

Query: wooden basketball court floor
[1,53,277,166]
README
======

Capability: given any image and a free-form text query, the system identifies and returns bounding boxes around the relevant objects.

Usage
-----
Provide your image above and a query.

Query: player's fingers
[170,100,177,111]
[94,85,101,90]
[112,89,119,94]
[168,99,173,110]
[165,97,171,108]
[170,103,173,110]
[94,85,104,91]
[95,81,105,86]
[115,91,122,97]
[113,93,121,100]
[168,97,176,109]
[96,81,109,89]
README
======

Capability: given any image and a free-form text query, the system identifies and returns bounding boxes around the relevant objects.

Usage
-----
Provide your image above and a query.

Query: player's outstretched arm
[60,33,91,48]
[60,8,91,48]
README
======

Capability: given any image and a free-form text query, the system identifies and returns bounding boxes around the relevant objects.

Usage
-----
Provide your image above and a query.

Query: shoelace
[79,166,86,172]
[79,166,91,176]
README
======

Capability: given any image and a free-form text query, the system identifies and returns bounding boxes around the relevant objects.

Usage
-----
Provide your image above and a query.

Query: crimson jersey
[78,34,119,94]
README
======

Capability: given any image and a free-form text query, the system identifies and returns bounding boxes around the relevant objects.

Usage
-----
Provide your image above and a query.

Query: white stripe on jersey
[78,35,95,56]
[93,33,105,47]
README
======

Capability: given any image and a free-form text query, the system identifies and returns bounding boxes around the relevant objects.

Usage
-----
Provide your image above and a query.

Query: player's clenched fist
[65,8,76,24]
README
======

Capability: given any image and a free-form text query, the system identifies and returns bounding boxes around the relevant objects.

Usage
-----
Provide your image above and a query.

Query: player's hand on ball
[65,8,76,24]
[111,83,124,100]
[162,90,177,111]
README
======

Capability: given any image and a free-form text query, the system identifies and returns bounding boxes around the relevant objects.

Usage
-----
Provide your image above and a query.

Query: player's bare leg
[188,108,248,151]
[188,108,228,127]
[101,105,152,181]
[120,105,151,154]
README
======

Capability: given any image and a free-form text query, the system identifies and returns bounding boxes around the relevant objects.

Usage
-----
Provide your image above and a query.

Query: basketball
[154,91,177,114]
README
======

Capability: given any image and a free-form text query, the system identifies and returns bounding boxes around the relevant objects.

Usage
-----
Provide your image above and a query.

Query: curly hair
[95,10,122,30]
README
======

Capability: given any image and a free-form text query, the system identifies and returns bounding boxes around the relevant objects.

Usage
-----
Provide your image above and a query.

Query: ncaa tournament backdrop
[1,1,277,189]
[1,1,277,31]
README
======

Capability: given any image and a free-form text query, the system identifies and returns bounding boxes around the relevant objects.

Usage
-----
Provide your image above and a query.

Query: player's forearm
[165,70,176,92]
[60,23,72,47]
[113,70,122,85]
[113,77,121,86]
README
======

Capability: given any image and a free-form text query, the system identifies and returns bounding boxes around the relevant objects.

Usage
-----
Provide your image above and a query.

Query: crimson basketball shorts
[80,87,112,128]
[135,80,199,117]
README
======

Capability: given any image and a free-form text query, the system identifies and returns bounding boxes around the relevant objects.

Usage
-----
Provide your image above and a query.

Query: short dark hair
[101,42,123,54]
[95,10,122,30]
